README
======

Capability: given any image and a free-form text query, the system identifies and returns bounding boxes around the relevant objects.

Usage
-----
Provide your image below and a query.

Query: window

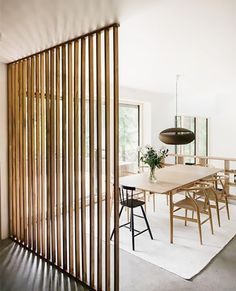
[175,116,208,163]
[119,103,140,170]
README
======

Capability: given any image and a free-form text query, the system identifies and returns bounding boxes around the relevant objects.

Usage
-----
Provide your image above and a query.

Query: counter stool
[110,185,153,250]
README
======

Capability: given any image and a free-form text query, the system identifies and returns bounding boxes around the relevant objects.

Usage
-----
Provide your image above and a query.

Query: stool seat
[121,199,145,208]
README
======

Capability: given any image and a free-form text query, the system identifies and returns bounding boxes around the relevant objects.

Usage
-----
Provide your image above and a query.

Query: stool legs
[131,208,135,250]
[110,206,124,240]
[110,204,153,251]
[141,205,153,240]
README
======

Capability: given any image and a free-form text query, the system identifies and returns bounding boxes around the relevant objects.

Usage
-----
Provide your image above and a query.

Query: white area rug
[118,194,236,279]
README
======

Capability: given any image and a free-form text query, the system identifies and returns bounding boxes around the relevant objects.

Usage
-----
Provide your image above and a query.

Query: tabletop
[119,164,222,194]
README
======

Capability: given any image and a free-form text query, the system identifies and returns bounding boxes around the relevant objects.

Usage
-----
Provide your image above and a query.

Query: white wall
[0,63,8,239]
[120,86,176,151]
[119,0,236,159]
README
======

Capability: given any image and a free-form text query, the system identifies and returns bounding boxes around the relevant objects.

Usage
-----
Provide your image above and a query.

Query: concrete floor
[0,239,89,291]
[1,236,236,291]
[120,235,236,291]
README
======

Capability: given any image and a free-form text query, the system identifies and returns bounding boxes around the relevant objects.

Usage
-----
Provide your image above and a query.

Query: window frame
[119,100,143,167]
[175,115,209,163]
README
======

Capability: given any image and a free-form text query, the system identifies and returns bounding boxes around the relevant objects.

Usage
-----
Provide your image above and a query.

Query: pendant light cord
[176,74,180,117]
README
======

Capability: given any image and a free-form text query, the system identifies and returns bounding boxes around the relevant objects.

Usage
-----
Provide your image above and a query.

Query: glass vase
[149,167,157,183]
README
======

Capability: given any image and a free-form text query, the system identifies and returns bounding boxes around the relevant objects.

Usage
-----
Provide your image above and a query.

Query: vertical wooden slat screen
[8,23,119,291]
[19,61,23,241]
[113,25,120,291]
[27,59,32,248]
[22,60,27,243]
[89,34,95,288]
[50,49,56,263]
[104,29,111,291]
[74,40,81,279]
[80,36,87,282]
[56,46,62,267]
[40,53,46,257]
[8,65,13,236]
[96,31,103,291]
[68,41,74,275]
[36,54,41,253]
[31,57,36,251]
[45,51,51,258]
[62,44,68,271]
[15,62,20,240]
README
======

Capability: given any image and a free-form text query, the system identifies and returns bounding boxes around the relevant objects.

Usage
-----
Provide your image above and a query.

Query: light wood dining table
[119,164,223,243]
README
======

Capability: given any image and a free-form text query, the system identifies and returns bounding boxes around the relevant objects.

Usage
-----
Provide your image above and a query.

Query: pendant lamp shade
[159,75,195,145]
[159,127,195,145]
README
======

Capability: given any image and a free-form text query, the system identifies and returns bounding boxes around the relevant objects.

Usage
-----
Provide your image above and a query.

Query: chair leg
[141,205,153,240]
[185,209,188,226]
[131,208,135,251]
[225,196,230,220]
[110,206,124,240]
[208,205,214,235]
[215,200,221,227]
[153,193,156,212]
[196,211,203,245]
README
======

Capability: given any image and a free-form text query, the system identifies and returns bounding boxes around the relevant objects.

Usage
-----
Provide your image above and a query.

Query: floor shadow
[0,239,89,291]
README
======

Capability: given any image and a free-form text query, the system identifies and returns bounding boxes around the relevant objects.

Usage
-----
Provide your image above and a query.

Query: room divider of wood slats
[7,23,120,291]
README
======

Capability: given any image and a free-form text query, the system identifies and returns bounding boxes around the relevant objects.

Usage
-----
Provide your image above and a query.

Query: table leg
[144,190,147,213]
[169,191,173,243]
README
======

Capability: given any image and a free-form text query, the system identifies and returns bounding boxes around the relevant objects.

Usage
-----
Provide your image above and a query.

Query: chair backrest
[216,174,229,193]
[181,183,211,209]
[120,185,136,204]
[202,174,229,193]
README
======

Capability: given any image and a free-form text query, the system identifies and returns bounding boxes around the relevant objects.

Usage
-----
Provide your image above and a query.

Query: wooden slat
[31,57,37,251]
[36,54,41,253]
[7,65,13,235]
[96,31,102,290]
[22,60,27,242]
[27,59,32,247]
[50,49,56,263]
[45,51,51,259]
[113,25,120,291]
[12,64,16,237]
[68,41,74,275]
[56,46,62,267]
[62,44,68,270]
[104,28,111,291]
[15,62,20,240]
[81,37,87,283]
[74,40,80,278]
[88,34,95,288]
[40,53,46,257]
[19,61,24,241]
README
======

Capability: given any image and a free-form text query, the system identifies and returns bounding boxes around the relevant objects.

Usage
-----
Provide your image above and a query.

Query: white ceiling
[0,0,153,63]
[0,0,114,62]
[0,0,236,95]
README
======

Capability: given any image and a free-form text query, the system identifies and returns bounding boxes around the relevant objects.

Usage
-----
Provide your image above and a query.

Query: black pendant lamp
[159,75,195,145]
